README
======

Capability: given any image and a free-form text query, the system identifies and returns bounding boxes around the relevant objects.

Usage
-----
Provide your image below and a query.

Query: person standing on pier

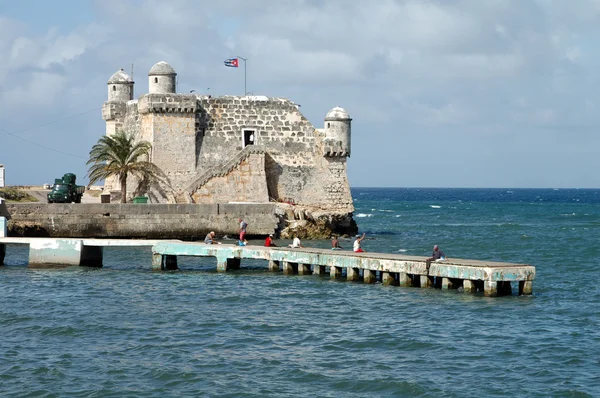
[353,233,366,252]
[238,218,248,242]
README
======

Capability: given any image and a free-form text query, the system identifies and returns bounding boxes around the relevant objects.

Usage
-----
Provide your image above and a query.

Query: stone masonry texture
[101,62,356,236]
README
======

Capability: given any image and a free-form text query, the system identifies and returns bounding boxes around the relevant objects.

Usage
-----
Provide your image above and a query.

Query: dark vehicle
[47,173,85,203]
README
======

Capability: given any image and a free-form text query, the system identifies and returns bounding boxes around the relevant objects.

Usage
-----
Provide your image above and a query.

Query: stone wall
[191,152,269,204]
[5,203,278,240]
[106,94,354,214]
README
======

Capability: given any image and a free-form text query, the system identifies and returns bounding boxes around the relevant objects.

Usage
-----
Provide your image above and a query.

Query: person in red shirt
[265,234,277,247]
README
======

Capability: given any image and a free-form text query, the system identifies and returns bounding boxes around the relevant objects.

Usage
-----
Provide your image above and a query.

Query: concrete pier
[0,238,536,297]
[1,237,157,268]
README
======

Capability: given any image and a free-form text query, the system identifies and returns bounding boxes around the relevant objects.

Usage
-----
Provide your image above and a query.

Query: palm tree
[87,131,164,203]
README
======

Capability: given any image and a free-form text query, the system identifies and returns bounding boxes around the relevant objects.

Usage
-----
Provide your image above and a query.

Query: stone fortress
[102,61,357,237]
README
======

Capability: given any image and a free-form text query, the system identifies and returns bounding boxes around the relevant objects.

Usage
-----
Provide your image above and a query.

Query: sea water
[1,188,600,397]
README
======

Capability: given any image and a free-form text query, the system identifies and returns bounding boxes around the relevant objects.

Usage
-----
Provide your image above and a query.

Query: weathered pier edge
[0,238,535,297]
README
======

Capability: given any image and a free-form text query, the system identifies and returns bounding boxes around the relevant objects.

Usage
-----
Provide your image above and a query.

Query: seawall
[5,203,279,240]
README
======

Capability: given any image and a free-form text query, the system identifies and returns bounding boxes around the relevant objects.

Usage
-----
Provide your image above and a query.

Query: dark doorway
[243,129,255,147]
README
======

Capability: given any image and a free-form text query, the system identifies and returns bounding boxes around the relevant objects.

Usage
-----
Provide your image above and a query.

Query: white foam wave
[356,213,373,218]
[430,205,442,209]
[397,249,408,253]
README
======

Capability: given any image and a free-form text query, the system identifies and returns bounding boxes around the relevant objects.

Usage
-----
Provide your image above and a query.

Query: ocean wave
[356,213,373,218]
[430,205,442,209]
[398,249,408,253]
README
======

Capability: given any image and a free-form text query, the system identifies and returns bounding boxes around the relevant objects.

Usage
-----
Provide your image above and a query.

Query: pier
[0,237,535,297]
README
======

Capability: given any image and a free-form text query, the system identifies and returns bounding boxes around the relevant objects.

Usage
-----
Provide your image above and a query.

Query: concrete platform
[0,237,536,297]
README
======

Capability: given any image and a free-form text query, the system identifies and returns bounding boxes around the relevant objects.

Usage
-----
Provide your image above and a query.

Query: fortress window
[242,129,256,147]
[113,85,116,91]
[154,77,158,83]
[327,123,330,128]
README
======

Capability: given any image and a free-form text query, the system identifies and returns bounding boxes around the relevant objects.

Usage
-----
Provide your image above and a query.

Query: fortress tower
[102,69,134,136]
[323,106,352,157]
[148,61,177,94]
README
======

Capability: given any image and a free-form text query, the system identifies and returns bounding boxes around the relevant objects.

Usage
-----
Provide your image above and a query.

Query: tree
[87,131,164,203]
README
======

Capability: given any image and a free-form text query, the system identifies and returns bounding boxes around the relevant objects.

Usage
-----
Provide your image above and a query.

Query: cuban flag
[224,58,239,67]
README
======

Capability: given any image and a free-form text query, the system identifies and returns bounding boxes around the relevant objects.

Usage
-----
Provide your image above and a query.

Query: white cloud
[2,0,600,187]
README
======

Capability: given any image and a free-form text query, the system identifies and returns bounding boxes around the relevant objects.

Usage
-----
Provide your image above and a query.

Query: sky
[1,0,600,188]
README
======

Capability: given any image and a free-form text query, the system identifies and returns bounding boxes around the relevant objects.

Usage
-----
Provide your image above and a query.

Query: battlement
[322,139,350,157]
[138,93,199,114]
[102,101,127,121]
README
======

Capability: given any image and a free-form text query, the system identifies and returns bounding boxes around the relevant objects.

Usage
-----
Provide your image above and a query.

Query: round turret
[107,69,134,101]
[323,106,352,157]
[148,61,177,94]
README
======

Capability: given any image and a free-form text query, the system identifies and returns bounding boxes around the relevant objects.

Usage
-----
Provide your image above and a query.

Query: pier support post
[152,253,163,270]
[382,272,397,286]
[363,269,376,284]
[217,257,239,272]
[268,260,280,272]
[463,279,476,293]
[283,261,298,275]
[398,272,412,287]
[519,280,533,295]
[441,277,455,290]
[347,267,360,281]
[152,254,177,271]
[28,239,103,267]
[0,243,5,266]
[330,266,342,279]
[313,265,325,275]
[484,281,498,297]
[298,264,311,275]
[420,275,433,288]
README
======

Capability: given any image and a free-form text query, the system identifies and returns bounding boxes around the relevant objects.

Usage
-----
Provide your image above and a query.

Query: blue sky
[1,0,600,188]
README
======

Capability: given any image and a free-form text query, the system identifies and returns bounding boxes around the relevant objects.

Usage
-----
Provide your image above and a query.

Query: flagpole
[237,56,247,95]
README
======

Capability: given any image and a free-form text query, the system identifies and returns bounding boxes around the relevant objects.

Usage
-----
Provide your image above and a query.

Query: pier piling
[382,272,397,286]
[298,263,311,275]
[268,260,280,272]
[363,269,376,284]
[330,266,343,279]
[313,265,325,275]
[347,267,360,281]
[283,261,298,275]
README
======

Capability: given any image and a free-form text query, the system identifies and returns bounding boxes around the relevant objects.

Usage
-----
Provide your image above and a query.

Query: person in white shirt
[353,232,366,252]
[289,236,303,248]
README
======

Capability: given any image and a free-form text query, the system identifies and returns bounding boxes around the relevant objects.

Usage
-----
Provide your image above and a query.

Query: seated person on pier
[265,234,277,247]
[428,245,446,262]
[289,236,304,248]
[204,231,221,245]
[353,233,366,253]
[425,245,447,273]
[331,236,343,250]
